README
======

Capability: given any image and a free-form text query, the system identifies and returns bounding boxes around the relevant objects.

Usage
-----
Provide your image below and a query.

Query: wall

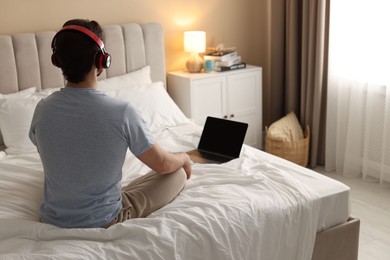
[0,0,269,72]
[0,0,270,124]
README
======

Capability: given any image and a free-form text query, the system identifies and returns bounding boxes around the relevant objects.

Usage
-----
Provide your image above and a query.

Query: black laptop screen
[198,117,248,158]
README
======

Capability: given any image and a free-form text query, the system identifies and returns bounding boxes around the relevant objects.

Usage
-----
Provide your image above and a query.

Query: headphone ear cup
[51,34,60,68]
[102,53,111,69]
[51,52,61,68]
[95,51,111,69]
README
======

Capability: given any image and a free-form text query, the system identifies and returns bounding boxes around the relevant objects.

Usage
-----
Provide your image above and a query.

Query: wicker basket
[265,125,310,167]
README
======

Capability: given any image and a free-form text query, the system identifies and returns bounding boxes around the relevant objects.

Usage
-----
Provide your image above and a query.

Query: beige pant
[104,168,187,227]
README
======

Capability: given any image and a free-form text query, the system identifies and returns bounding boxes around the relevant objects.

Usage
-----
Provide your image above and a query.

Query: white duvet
[0,123,324,260]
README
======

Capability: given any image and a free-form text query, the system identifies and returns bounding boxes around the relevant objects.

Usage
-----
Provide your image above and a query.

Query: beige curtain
[265,0,329,167]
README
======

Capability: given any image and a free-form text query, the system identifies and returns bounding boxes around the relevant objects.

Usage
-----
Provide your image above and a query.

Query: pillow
[97,66,152,92]
[111,81,190,133]
[0,88,52,155]
[0,87,37,149]
[38,87,63,95]
[267,112,304,142]
[0,87,36,99]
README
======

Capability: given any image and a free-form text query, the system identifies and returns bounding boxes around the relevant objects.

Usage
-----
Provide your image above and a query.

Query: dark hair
[52,19,103,83]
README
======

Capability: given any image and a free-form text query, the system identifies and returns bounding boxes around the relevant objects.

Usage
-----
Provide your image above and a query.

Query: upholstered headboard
[0,22,166,94]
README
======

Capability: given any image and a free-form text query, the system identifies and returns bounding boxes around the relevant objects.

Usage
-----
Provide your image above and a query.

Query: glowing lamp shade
[184,31,206,73]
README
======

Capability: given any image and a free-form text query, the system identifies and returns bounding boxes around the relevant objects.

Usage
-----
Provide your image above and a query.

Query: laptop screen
[198,117,248,158]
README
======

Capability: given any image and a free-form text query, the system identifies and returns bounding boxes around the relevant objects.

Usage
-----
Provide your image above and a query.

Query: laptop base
[187,150,232,164]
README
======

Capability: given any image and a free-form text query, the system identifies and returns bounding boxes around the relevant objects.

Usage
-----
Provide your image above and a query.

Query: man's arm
[137,143,192,179]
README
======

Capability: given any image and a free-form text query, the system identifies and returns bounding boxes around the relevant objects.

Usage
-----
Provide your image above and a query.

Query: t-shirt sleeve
[122,104,154,156]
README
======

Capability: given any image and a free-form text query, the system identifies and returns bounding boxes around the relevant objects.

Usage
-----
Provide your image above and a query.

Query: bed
[0,22,359,260]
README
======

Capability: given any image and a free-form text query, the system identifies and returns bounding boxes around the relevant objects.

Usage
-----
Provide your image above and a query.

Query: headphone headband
[58,25,106,52]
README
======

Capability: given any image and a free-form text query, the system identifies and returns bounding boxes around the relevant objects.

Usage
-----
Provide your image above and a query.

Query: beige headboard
[0,22,166,94]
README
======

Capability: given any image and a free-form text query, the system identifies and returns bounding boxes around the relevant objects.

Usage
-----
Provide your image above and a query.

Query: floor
[316,169,390,260]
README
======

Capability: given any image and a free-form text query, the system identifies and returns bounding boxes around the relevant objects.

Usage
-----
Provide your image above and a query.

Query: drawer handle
[230,114,235,118]
[223,115,228,119]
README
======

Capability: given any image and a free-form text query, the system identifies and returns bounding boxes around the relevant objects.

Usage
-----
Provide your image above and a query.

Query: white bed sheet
[0,123,349,260]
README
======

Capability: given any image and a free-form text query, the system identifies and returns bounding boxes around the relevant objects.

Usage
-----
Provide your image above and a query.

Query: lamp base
[186,53,203,73]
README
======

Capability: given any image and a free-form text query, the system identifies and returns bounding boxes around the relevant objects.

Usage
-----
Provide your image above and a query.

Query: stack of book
[203,48,246,72]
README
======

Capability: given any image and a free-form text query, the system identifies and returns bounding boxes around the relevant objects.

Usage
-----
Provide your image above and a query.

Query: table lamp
[184,31,206,73]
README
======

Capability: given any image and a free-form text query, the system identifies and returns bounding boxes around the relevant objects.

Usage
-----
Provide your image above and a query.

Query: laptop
[187,116,248,164]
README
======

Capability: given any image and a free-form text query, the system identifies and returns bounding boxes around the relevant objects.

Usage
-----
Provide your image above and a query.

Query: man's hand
[137,144,192,179]
[181,153,192,179]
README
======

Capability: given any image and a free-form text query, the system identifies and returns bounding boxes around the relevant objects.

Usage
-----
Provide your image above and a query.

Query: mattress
[0,122,350,259]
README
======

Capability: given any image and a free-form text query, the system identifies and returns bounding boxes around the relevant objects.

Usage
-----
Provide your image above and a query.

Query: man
[29,19,191,228]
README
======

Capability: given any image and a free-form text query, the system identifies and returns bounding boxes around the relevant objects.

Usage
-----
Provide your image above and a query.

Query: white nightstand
[167,65,262,149]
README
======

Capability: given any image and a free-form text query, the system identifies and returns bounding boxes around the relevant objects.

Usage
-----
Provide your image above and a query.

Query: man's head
[51,19,111,83]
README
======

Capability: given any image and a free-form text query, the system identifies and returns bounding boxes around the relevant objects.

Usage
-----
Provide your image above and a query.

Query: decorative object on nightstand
[204,44,245,72]
[203,59,215,73]
[214,62,246,72]
[184,31,206,73]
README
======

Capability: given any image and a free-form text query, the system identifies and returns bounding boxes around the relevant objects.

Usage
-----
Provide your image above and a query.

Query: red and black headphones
[51,25,111,70]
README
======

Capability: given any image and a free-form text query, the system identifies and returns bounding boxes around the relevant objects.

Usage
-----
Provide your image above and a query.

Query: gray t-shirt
[29,87,154,228]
